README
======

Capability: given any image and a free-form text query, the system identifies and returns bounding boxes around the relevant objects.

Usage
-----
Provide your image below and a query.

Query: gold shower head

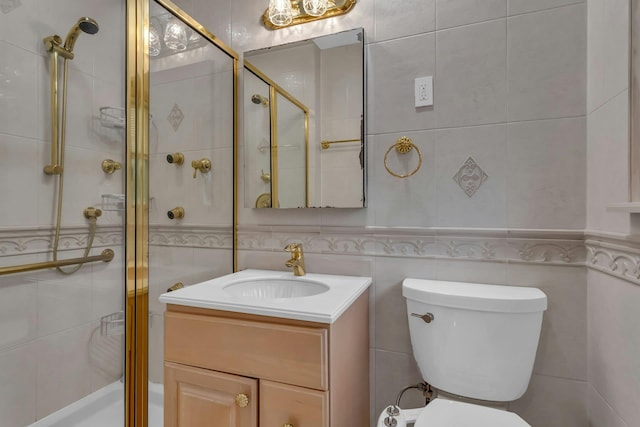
[63,17,99,52]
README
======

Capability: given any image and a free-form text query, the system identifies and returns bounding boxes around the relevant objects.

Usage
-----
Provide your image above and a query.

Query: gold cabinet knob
[101,159,122,174]
[166,152,184,165]
[235,393,249,408]
[191,158,212,178]
[167,207,185,220]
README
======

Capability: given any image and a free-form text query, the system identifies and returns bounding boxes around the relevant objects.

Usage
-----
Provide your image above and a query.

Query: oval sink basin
[223,278,330,299]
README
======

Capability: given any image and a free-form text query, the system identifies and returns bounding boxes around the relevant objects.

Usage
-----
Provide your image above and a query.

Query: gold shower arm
[0,248,114,276]
[320,138,361,150]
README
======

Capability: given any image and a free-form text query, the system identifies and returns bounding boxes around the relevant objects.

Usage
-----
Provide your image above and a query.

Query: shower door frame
[125,0,239,425]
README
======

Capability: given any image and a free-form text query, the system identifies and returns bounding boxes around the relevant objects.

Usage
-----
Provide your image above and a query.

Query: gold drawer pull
[235,393,249,408]
[282,424,294,427]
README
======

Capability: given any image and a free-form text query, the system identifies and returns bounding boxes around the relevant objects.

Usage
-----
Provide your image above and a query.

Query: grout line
[367,115,587,137]
[588,88,629,116]
[507,1,585,20]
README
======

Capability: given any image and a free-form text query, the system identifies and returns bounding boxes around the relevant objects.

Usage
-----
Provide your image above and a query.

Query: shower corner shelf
[102,193,126,212]
[99,106,125,128]
[100,311,124,336]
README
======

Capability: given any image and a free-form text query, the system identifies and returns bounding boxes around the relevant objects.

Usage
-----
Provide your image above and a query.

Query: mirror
[242,28,365,208]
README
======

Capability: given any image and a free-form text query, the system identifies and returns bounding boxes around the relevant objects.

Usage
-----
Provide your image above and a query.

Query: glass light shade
[269,0,293,26]
[149,23,161,57]
[189,29,202,43]
[303,0,328,16]
[164,18,188,51]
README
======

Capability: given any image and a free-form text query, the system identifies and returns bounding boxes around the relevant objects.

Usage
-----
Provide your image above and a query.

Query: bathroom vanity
[160,270,372,427]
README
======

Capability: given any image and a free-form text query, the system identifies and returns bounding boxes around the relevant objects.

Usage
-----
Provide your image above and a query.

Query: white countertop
[159,269,372,324]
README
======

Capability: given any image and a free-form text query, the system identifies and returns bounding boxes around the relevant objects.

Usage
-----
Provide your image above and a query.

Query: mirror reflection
[243,28,365,208]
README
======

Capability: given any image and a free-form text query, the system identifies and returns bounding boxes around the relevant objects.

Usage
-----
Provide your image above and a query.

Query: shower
[43,17,103,274]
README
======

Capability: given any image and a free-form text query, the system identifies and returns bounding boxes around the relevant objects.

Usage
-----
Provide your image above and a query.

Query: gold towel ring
[384,136,423,178]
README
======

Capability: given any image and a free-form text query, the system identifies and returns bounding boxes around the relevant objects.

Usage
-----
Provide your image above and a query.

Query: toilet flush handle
[411,312,434,324]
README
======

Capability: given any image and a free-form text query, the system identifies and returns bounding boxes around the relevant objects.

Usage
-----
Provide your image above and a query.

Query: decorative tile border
[5,226,640,284]
[238,226,587,265]
[0,226,123,257]
[0,224,232,258]
[585,235,640,285]
[149,225,233,249]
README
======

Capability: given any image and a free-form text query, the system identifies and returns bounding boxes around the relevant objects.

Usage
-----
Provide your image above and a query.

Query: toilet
[381,278,547,427]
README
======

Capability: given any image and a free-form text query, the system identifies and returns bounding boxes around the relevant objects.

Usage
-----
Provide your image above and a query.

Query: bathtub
[30,381,163,427]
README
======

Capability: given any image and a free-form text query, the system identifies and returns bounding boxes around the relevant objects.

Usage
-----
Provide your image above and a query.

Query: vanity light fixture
[303,0,329,16]
[263,0,357,29]
[148,20,161,57]
[268,0,294,26]
[164,17,188,51]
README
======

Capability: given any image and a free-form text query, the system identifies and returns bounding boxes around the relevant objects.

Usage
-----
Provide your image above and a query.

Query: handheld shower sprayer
[43,17,102,274]
[63,17,99,52]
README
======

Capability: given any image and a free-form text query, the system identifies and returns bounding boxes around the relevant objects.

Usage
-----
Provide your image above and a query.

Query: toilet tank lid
[403,278,547,313]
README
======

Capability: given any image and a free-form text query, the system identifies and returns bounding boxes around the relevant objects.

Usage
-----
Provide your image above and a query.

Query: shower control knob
[167,207,185,220]
[101,159,122,174]
[166,153,184,165]
[84,207,102,219]
[191,158,212,178]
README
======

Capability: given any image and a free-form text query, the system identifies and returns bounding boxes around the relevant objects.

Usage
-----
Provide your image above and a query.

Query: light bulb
[149,22,161,57]
[303,0,328,16]
[269,0,293,26]
[164,18,187,51]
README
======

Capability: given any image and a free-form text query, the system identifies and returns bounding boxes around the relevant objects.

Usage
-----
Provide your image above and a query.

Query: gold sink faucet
[284,243,305,276]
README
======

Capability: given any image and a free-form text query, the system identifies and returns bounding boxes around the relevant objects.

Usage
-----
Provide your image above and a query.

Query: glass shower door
[146,0,237,423]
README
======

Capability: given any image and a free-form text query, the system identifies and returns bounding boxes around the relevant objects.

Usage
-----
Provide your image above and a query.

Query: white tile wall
[507,4,586,122]
[586,1,640,424]
[375,0,435,41]
[508,0,585,16]
[0,344,37,427]
[510,374,588,427]
[434,124,508,227]
[0,0,126,424]
[587,270,640,426]
[435,20,507,128]
[368,33,436,134]
[436,0,506,30]
[588,385,631,427]
[506,117,586,229]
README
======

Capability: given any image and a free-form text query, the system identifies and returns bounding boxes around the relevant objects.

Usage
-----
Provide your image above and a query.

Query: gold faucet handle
[284,243,303,253]
[191,158,212,178]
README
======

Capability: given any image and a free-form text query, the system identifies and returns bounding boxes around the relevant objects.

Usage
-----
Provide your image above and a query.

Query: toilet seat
[414,398,530,427]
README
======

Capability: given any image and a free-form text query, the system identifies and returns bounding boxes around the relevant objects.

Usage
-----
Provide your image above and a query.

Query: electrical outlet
[415,76,433,107]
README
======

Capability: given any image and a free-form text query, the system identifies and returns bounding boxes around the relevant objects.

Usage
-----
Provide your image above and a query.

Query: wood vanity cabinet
[164,291,369,427]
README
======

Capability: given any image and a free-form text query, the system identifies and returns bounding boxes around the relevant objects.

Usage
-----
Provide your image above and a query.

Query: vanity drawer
[165,312,328,390]
[260,380,329,427]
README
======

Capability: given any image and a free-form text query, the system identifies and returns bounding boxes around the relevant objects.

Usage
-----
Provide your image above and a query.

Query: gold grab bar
[321,138,361,149]
[0,249,114,276]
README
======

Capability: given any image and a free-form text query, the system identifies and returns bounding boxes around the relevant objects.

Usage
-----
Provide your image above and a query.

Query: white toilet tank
[403,278,547,402]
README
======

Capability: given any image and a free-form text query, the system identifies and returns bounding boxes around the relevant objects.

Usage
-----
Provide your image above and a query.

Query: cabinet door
[165,362,258,427]
[260,380,329,427]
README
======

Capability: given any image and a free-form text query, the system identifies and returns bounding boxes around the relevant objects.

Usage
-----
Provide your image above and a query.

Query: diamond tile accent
[167,103,184,131]
[1,0,22,14]
[452,156,488,197]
